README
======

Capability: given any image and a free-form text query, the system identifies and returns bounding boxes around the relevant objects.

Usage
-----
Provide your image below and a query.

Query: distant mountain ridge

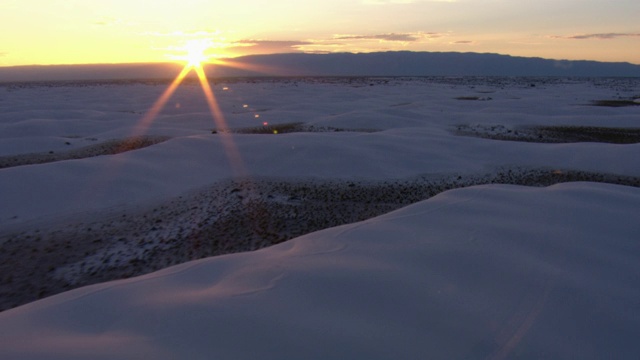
[1,51,639,82]
[216,51,640,78]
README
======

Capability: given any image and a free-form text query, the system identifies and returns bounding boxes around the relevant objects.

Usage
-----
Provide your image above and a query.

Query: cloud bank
[362,0,457,4]
[226,32,445,56]
[554,32,640,40]
[334,32,443,42]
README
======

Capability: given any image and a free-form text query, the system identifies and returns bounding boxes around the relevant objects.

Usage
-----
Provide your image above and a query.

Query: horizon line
[2,51,640,68]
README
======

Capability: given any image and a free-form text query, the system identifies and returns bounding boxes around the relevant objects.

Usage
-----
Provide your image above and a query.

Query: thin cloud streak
[362,0,457,4]
[235,40,312,48]
[553,32,640,40]
[333,32,443,42]
[225,32,445,56]
[224,40,312,56]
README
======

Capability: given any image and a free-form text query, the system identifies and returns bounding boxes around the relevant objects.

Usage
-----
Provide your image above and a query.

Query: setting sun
[183,40,211,68]
[130,36,244,178]
[0,0,639,67]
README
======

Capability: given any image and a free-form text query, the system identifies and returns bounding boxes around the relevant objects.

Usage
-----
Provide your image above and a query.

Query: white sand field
[0,77,639,359]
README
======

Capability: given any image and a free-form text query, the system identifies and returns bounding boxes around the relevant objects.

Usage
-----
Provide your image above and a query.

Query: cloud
[227,35,438,56]
[148,30,448,58]
[143,30,222,38]
[362,0,456,4]
[452,40,474,44]
[363,0,417,3]
[224,40,312,56]
[333,32,443,42]
[235,40,312,48]
[227,31,450,56]
[553,32,640,40]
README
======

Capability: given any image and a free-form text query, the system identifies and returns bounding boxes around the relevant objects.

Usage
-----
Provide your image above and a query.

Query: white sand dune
[0,77,639,358]
[1,78,639,226]
[1,183,638,359]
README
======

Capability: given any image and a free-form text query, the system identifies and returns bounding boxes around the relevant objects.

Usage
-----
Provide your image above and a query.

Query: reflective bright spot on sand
[222,87,229,91]
[243,104,248,108]
[254,114,260,118]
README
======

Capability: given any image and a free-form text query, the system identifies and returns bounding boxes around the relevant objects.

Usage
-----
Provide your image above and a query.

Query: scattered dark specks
[591,99,640,107]
[455,96,492,101]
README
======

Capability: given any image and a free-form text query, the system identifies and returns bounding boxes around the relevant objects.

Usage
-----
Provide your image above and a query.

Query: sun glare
[183,40,211,68]
[131,39,248,177]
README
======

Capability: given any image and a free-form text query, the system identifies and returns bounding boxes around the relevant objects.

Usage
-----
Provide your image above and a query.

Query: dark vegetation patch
[535,126,640,143]
[217,122,305,134]
[390,102,413,107]
[455,124,640,144]
[455,96,492,101]
[213,122,379,135]
[591,99,640,107]
[1,167,639,312]
[0,135,171,169]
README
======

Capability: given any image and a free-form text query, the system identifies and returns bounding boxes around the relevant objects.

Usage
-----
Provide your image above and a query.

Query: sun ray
[131,65,192,137]
[95,64,194,192]
[123,39,249,177]
[86,41,256,215]
[195,65,247,176]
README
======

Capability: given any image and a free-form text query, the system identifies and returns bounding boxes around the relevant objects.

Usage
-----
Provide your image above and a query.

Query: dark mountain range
[212,51,640,78]
[1,51,639,82]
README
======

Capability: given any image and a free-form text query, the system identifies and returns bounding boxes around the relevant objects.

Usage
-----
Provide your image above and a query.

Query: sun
[183,40,211,68]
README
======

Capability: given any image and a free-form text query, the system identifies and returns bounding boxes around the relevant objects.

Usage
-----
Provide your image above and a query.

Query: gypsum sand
[1,167,639,312]
[453,125,640,144]
[2,122,640,311]
[2,124,638,172]
[0,135,171,169]
[0,128,372,170]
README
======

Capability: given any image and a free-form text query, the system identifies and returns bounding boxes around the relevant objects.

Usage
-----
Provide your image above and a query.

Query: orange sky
[1,0,639,66]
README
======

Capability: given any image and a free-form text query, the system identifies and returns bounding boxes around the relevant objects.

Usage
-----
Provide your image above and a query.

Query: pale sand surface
[1,76,638,311]
[1,77,640,359]
[1,165,638,312]
[0,135,170,169]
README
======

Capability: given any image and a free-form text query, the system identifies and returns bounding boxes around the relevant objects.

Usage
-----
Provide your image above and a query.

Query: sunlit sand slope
[0,182,638,359]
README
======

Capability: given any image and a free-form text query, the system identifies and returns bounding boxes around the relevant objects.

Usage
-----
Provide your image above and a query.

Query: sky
[0,0,639,67]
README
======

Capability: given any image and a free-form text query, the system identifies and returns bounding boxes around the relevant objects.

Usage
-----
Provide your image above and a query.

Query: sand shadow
[212,122,379,135]
[454,125,640,144]
[0,135,171,169]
